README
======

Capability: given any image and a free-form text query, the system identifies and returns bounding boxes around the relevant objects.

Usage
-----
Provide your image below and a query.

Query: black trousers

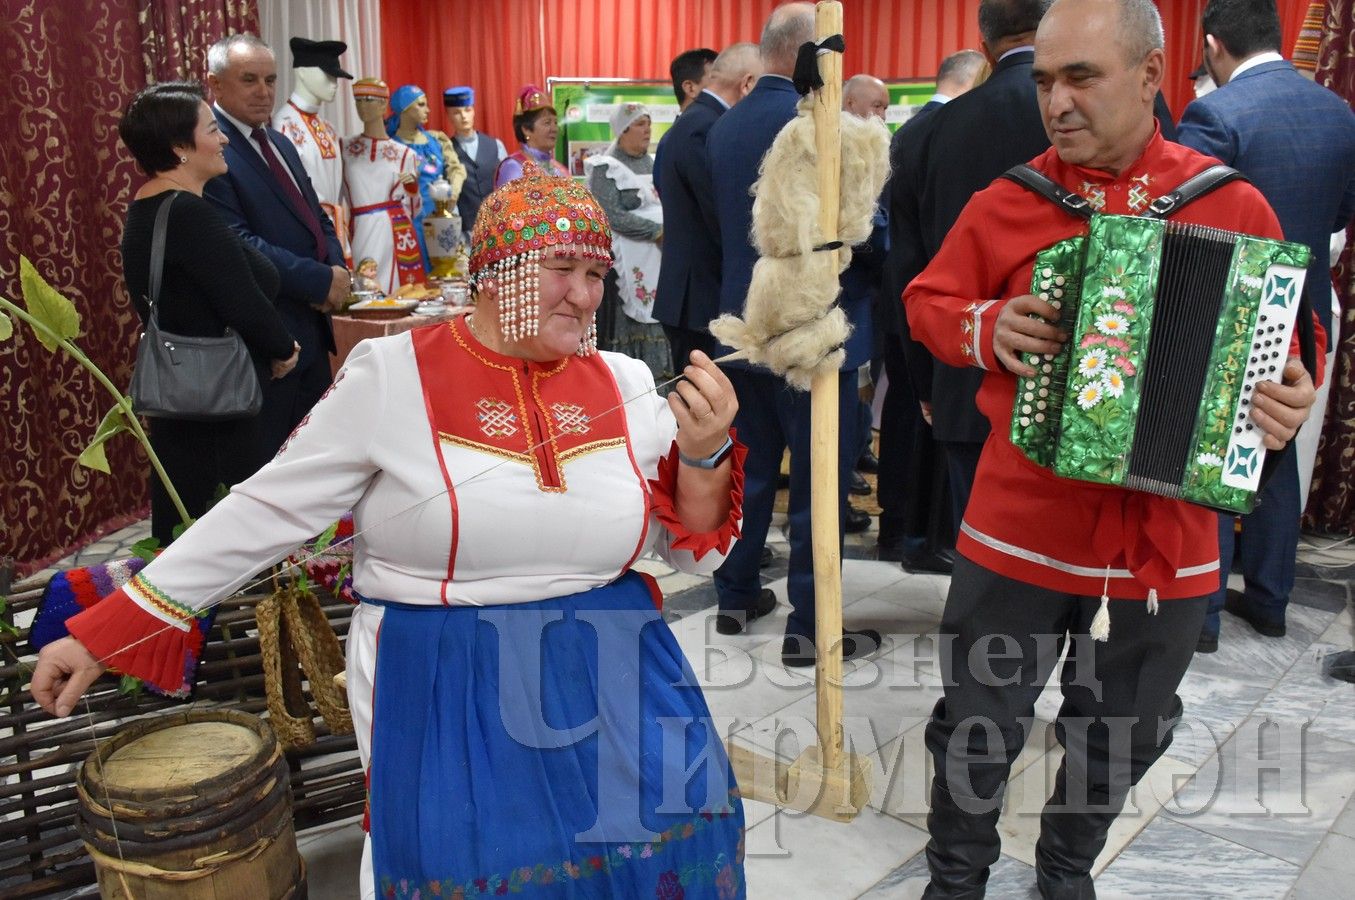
[939,439,983,542]
[147,414,268,545]
[662,324,719,373]
[923,556,1206,898]
[257,351,333,458]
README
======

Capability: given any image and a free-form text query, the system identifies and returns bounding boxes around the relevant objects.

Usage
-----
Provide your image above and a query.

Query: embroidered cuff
[959,299,1003,372]
[66,574,204,695]
[648,432,747,562]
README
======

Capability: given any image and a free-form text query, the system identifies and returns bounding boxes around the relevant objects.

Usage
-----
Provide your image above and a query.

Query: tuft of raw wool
[709,253,849,390]
[717,96,890,386]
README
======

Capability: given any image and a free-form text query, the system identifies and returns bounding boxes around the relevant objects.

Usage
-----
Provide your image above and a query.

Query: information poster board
[548,77,940,176]
[550,80,678,175]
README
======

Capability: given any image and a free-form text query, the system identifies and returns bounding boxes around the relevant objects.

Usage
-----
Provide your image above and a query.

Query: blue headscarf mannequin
[386,84,444,270]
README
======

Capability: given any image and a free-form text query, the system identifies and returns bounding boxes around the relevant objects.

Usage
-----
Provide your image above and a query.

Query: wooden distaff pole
[809,0,847,781]
[778,0,869,821]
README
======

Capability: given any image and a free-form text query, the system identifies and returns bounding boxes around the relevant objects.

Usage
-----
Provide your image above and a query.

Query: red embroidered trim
[66,588,204,694]
[647,433,746,562]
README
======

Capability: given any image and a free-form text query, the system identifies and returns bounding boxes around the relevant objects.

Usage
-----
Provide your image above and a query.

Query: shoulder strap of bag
[146,192,178,329]
[1139,165,1247,219]
[1000,164,1094,220]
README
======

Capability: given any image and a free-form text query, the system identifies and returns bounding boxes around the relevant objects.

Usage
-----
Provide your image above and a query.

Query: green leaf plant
[0,255,192,528]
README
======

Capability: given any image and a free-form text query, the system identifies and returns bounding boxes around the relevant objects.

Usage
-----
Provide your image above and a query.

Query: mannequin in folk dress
[386,85,467,270]
[344,77,424,294]
[273,38,353,263]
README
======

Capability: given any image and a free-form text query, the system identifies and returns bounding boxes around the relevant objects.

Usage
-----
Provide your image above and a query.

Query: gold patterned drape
[140,0,260,83]
[1307,0,1355,534]
[0,0,259,577]
[0,0,148,577]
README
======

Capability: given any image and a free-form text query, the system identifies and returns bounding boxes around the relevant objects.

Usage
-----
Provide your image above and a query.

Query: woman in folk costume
[33,166,749,899]
[386,83,467,269]
[344,78,424,294]
[585,101,672,383]
[495,84,571,187]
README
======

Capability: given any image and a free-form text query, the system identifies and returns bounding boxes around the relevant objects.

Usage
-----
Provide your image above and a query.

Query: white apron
[586,155,663,324]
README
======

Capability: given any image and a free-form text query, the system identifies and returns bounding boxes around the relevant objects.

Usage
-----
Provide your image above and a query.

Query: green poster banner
[547,77,940,176]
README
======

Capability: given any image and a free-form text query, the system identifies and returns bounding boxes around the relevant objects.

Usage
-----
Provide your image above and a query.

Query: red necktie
[251,127,328,261]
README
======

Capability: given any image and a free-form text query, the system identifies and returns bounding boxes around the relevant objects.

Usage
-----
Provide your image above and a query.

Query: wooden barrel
[75,709,305,900]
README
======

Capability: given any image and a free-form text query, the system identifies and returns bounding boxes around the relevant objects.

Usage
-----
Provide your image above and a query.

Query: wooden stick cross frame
[725,0,872,824]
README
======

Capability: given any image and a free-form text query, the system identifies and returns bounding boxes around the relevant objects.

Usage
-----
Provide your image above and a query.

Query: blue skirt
[369,572,746,899]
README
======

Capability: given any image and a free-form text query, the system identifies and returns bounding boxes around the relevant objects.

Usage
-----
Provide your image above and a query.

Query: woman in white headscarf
[585,102,672,383]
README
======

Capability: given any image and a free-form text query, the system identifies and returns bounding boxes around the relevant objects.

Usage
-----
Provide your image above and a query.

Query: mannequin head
[353,77,390,134]
[387,85,429,137]
[287,36,352,104]
[400,94,430,131]
[294,66,338,103]
[443,86,476,138]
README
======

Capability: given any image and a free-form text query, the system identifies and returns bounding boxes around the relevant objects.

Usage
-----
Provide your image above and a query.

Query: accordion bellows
[1010,214,1311,513]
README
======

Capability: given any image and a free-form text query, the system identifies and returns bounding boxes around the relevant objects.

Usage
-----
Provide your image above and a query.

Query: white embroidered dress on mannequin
[343,136,422,293]
[275,73,350,262]
[582,154,664,324]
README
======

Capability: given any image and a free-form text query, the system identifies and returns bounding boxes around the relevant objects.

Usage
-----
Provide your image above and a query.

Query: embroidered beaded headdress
[468,163,612,352]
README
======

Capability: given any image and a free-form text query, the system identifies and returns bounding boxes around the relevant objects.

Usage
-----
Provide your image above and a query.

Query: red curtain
[1305,0,1355,534]
[380,1,1312,146]
[0,0,258,577]
[379,0,986,148]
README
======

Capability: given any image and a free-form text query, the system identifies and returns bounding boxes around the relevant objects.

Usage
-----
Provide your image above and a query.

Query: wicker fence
[0,571,364,898]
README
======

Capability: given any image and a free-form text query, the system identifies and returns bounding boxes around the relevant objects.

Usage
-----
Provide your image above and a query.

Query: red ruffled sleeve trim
[647,432,747,562]
[66,582,203,695]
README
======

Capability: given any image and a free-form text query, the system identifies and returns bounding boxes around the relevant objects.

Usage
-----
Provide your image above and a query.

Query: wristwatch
[678,435,735,469]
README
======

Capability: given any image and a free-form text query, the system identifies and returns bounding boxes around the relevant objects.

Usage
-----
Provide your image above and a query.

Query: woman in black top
[119,82,299,543]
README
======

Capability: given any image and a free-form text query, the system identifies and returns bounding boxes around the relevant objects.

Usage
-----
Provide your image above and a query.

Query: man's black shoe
[760,545,774,568]
[1324,650,1355,683]
[1196,632,1218,654]
[714,588,778,635]
[782,628,882,667]
[856,447,880,473]
[1223,588,1286,637]
[848,471,872,496]
[845,507,871,534]
[876,536,907,562]
[902,547,954,575]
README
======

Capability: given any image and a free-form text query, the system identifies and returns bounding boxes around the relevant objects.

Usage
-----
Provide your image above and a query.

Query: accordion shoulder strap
[1000,164,1094,219]
[1141,165,1247,219]
[1001,163,1248,221]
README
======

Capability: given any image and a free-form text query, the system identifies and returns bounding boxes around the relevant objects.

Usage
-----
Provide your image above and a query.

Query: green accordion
[1009,214,1311,514]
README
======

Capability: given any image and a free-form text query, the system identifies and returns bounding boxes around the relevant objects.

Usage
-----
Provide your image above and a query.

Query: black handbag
[128,191,264,421]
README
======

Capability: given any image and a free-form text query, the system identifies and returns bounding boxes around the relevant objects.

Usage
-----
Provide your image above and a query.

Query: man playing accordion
[902,0,1323,896]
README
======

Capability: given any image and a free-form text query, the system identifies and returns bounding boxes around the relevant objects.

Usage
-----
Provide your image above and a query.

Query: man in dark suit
[653,42,761,370]
[203,34,349,455]
[877,49,986,571]
[1178,0,1355,652]
[652,47,717,197]
[897,1,1056,546]
[706,3,879,667]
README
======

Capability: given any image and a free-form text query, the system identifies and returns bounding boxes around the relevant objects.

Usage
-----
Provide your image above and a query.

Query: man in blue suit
[204,34,350,456]
[1179,0,1355,652]
[653,41,761,372]
[706,3,880,667]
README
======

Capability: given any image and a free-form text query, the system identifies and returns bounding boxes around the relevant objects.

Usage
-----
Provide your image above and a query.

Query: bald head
[709,42,763,104]
[761,3,816,76]
[936,49,988,97]
[843,74,889,121]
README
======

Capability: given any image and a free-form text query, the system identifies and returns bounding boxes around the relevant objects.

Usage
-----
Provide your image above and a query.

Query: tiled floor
[39,521,1355,898]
